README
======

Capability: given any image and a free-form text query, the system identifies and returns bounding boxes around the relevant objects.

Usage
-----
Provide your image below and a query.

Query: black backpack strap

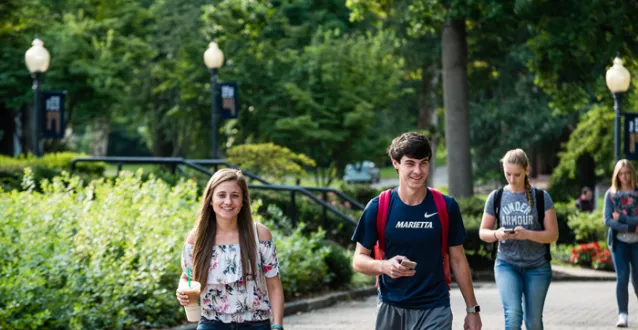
[534,188,551,261]
[491,188,504,260]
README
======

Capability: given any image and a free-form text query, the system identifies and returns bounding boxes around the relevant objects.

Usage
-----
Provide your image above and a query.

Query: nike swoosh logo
[424,212,438,218]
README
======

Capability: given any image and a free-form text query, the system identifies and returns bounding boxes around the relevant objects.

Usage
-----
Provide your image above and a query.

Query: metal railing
[70,157,363,227]
[190,159,365,210]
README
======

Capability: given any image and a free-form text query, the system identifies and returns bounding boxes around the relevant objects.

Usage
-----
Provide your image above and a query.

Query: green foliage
[267,223,331,300]
[554,202,578,245]
[0,171,362,329]
[226,143,316,182]
[339,183,382,205]
[567,209,606,243]
[322,240,355,288]
[252,189,359,247]
[0,170,197,329]
[549,105,615,201]
[0,152,105,191]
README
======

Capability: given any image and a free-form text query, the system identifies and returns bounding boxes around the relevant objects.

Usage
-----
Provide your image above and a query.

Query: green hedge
[0,171,354,329]
[0,152,105,192]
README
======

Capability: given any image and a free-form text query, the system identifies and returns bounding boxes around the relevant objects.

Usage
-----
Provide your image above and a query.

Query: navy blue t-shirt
[351,188,466,309]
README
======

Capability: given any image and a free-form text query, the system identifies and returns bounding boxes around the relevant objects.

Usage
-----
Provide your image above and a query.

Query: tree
[202,1,410,185]
[346,0,511,196]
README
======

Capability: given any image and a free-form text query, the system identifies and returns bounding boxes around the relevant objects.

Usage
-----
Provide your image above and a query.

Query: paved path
[284,281,638,330]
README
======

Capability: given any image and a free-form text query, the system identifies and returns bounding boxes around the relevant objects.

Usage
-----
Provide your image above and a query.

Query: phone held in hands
[502,228,515,234]
[400,259,417,269]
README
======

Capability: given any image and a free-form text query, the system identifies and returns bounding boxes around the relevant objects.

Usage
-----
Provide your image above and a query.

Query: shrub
[0,152,105,192]
[0,170,353,329]
[269,224,330,300]
[339,183,382,205]
[554,202,578,245]
[251,189,358,247]
[567,209,606,243]
[322,240,354,288]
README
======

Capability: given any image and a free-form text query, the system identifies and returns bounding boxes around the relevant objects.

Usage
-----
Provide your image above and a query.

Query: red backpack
[373,187,451,290]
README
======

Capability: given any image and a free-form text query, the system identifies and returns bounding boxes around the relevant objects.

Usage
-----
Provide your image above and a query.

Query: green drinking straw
[187,268,191,287]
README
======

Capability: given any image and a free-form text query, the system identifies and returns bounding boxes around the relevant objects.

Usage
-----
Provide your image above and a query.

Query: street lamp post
[203,42,224,159]
[606,54,632,163]
[24,38,50,157]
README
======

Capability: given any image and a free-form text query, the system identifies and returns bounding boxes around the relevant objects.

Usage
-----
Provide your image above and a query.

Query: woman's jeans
[494,259,552,330]
[197,318,271,330]
[611,240,638,314]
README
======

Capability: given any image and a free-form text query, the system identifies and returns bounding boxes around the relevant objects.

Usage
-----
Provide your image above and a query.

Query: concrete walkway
[285,281,633,330]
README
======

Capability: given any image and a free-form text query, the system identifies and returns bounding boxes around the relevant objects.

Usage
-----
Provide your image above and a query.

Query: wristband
[272,325,283,330]
[493,231,498,241]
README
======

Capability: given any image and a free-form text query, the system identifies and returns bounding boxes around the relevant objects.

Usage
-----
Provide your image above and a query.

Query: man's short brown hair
[387,132,432,162]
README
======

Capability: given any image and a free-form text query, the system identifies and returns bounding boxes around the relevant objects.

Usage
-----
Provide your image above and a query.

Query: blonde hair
[501,149,533,213]
[191,169,257,287]
[611,159,637,193]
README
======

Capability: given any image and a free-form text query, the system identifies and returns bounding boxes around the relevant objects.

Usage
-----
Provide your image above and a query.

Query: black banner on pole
[218,83,239,119]
[41,90,66,139]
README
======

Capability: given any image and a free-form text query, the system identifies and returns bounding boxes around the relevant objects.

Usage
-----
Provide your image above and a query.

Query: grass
[379,167,396,180]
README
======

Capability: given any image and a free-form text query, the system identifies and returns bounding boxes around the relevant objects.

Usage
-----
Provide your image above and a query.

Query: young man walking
[352,132,482,330]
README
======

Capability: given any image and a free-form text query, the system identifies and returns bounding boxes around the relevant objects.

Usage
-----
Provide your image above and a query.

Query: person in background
[575,186,595,212]
[604,159,638,328]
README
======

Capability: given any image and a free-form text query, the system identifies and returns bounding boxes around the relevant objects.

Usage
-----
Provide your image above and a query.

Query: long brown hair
[611,159,637,193]
[501,148,533,213]
[191,169,258,286]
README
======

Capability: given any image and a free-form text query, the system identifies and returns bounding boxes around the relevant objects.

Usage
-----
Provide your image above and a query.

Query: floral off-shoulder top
[181,239,279,323]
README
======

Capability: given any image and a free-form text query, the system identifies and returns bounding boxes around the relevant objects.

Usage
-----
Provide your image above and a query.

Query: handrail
[190,159,365,210]
[190,159,270,185]
[70,157,358,226]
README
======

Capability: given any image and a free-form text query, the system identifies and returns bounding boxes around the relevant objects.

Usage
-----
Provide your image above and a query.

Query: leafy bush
[322,240,354,288]
[339,183,382,205]
[567,209,606,243]
[457,195,487,218]
[251,189,358,246]
[0,152,105,192]
[272,224,330,299]
[555,202,578,245]
[226,143,316,182]
[0,170,358,329]
[0,170,196,329]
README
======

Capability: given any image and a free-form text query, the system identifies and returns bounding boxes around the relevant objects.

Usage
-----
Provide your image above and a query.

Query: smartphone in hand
[400,259,417,269]
[502,228,515,234]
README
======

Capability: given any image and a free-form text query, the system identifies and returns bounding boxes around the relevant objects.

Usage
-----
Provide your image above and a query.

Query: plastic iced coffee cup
[179,281,201,322]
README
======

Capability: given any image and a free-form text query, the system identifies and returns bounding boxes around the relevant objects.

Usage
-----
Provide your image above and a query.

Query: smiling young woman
[175,169,285,330]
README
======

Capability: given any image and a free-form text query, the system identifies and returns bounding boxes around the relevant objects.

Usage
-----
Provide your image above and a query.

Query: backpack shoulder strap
[375,189,392,257]
[534,187,552,261]
[492,188,504,260]
[374,189,392,289]
[428,187,451,289]
[493,188,504,228]
[535,188,545,229]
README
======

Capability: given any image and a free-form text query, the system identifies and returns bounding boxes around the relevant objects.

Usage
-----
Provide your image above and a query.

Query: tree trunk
[90,116,110,156]
[419,63,439,187]
[0,103,16,155]
[442,19,473,197]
